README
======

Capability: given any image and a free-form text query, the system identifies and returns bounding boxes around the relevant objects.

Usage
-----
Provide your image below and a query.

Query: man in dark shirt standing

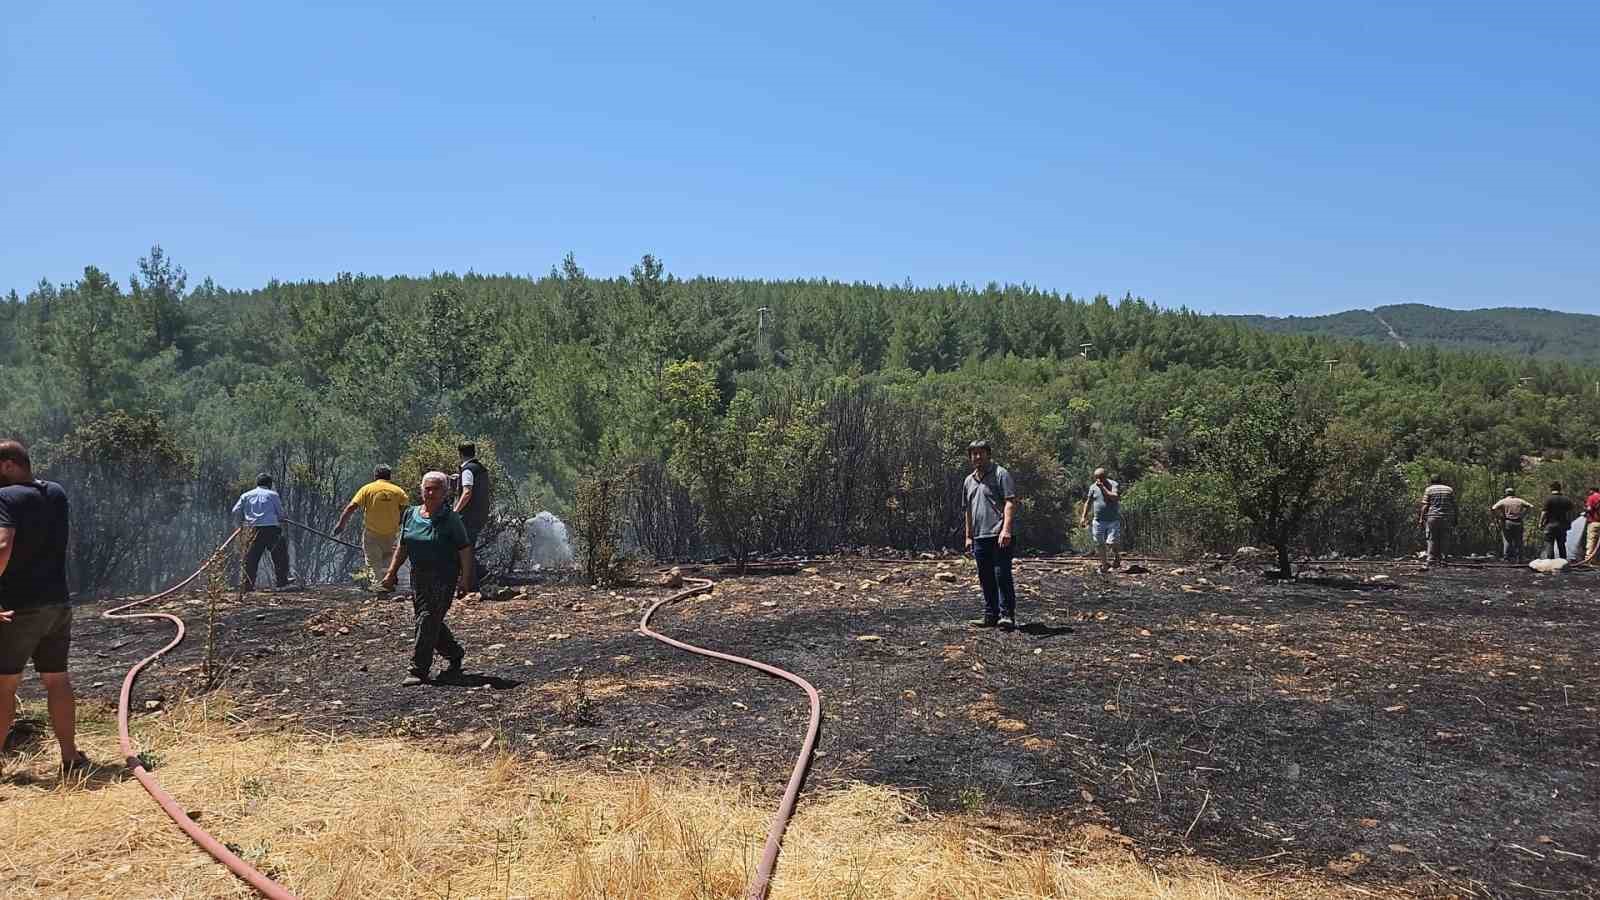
[963,439,1019,629]
[1540,482,1577,561]
[454,443,491,585]
[0,439,87,774]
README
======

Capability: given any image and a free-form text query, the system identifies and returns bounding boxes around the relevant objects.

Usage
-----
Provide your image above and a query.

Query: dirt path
[47,559,1600,897]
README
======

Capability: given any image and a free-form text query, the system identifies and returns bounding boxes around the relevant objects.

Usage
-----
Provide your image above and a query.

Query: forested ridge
[1229,303,1600,364]
[3,247,1598,591]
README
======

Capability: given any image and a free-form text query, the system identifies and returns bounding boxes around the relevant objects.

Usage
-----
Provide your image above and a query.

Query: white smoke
[526,511,575,568]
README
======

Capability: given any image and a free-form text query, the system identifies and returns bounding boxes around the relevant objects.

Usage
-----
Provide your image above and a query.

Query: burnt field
[57,557,1600,898]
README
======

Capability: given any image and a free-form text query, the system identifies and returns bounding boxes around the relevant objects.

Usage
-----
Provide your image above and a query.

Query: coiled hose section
[100,527,302,900]
[639,577,822,900]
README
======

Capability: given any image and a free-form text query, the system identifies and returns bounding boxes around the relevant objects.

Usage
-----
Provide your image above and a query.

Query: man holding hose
[0,439,88,775]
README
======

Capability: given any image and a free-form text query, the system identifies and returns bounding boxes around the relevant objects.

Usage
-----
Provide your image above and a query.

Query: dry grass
[1,695,1380,900]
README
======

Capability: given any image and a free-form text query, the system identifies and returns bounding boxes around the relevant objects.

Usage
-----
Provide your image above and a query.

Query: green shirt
[399,505,470,571]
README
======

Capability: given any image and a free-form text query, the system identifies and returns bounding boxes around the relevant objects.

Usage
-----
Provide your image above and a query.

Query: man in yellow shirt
[335,465,410,586]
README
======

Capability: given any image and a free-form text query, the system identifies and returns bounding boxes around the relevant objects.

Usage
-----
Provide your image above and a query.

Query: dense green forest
[1230,303,1600,364]
[2,248,1598,592]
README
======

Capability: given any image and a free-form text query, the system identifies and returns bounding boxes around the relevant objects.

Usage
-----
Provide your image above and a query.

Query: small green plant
[571,464,637,586]
[956,785,986,812]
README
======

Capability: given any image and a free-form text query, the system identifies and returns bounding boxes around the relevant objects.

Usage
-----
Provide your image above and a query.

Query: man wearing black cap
[232,473,292,590]
[963,439,1019,629]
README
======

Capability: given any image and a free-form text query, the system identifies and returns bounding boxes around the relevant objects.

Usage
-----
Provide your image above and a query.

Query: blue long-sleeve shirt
[232,487,283,526]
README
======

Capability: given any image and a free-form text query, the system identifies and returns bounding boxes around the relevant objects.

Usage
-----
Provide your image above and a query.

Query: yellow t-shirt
[350,479,409,537]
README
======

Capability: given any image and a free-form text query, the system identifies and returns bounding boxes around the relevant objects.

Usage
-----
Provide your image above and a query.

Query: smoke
[526,511,575,568]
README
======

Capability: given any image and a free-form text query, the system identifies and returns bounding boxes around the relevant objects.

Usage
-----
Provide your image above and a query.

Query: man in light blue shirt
[1080,467,1123,573]
[232,473,291,590]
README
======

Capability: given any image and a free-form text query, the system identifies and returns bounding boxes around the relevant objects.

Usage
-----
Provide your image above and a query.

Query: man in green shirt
[381,471,474,686]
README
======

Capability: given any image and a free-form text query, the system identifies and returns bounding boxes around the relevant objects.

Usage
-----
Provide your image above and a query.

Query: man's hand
[964,535,973,552]
[456,574,474,597]
[381,571,398,592]
[0,609,12,624]
[999,529,1013,548]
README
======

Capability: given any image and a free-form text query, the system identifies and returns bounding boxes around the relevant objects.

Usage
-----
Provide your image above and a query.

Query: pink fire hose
[101,527,301,900]
[639,577,822,900]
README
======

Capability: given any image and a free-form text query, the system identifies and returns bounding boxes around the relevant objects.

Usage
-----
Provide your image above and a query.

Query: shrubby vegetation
[3,247,1598,591]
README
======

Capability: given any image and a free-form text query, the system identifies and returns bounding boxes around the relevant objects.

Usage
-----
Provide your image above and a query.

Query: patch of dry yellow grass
[1,695,1385,899]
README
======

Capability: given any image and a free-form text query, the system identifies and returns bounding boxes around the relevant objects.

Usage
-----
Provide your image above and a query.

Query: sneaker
[998,616,1016,630]
[439,656,464,680]
[970,616,999,628]
[401,674,427,687]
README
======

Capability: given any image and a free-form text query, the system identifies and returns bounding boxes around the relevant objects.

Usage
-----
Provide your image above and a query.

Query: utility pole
[756,306,772,362]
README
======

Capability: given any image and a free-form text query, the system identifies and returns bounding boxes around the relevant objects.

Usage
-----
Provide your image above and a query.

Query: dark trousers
[241,525,290,589]
[464,522,488,585]
[1501,522,1524,562]
[972,536,1016,620]
[410,567,463,677]
[1545,526,1568,561]
[1424,517,1450,563]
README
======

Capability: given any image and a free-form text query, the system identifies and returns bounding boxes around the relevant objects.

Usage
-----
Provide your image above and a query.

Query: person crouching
[380,471,473,686]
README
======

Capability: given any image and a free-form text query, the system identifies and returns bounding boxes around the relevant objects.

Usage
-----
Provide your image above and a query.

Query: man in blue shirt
[232,473,292,590]
[0,439,89,775]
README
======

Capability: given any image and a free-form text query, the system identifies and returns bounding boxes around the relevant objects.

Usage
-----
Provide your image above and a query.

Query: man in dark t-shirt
[1540,482,1577,561]
[0,439,87,774]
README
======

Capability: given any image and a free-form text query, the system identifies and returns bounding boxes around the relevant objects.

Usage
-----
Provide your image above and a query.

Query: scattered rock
[934,571,958,583]
[995,718,1028,733]
[144,699,162,711]
[1529,558,1568,574]
[1357,818,1381,829]
[856,635,882,642]
[660,567,685,588]
[1326,852,1370,876]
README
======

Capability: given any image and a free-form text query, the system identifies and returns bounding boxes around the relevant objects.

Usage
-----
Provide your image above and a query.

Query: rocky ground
[35,556,1600,898]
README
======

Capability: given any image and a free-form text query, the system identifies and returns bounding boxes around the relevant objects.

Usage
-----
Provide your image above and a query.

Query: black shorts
[0,604,73,675]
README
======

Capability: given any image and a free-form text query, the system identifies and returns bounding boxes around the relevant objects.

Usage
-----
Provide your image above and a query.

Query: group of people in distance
[231,444,493,686]
[961,440,1125,630]
[1429,475,1600,567]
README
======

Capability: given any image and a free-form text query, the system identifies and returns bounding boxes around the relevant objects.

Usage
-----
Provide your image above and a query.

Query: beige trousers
[1587,521,1600,562]
[364,530,398,577]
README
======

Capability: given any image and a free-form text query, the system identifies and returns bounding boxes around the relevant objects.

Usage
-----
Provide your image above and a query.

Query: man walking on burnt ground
[233,473,293,591]
[963,440,1019,630]
[1489,488,1533,564]
[335,464,408,590]
[0,439,90,776]
[1540,482,1577,561]
[1417,474,1457,569]
[1081,467,1122,574]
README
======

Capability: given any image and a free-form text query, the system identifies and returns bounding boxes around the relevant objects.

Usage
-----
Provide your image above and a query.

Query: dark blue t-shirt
[0,479,71,609]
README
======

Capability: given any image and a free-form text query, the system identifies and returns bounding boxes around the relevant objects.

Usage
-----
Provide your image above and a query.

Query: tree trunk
[1276,541,1292,577]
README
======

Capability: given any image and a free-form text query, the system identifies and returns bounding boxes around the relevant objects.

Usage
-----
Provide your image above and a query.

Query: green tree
[1195,380,1335,575]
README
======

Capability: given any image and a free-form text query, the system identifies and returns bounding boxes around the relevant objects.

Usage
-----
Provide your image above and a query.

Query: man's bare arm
[454,486,473,515]
[0,526,13,579]
[334,502,359,532]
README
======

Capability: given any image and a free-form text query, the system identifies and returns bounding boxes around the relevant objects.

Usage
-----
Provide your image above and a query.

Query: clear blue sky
[3,1,1596,315]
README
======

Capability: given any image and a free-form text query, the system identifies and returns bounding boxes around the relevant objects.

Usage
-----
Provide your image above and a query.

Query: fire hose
[100,527,302,900]
[639,577,822,900]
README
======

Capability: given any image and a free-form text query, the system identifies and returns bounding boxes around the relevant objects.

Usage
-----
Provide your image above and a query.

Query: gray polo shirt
[964,464,1017,539]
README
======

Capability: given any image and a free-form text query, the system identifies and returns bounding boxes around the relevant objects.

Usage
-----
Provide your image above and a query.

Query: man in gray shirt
[1080,467,1122,573]
[963,439,1018,629]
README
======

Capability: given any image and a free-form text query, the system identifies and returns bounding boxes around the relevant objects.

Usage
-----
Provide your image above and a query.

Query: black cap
[256,472,273,487]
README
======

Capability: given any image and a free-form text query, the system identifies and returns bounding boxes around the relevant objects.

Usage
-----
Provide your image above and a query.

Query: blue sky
[2,1,1596,315]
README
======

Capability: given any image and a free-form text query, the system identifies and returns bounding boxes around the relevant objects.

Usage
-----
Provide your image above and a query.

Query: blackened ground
[48,558,1600,899]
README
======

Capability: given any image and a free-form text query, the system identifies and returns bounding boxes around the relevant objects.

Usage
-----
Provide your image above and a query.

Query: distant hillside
[1228,303,1600,364]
